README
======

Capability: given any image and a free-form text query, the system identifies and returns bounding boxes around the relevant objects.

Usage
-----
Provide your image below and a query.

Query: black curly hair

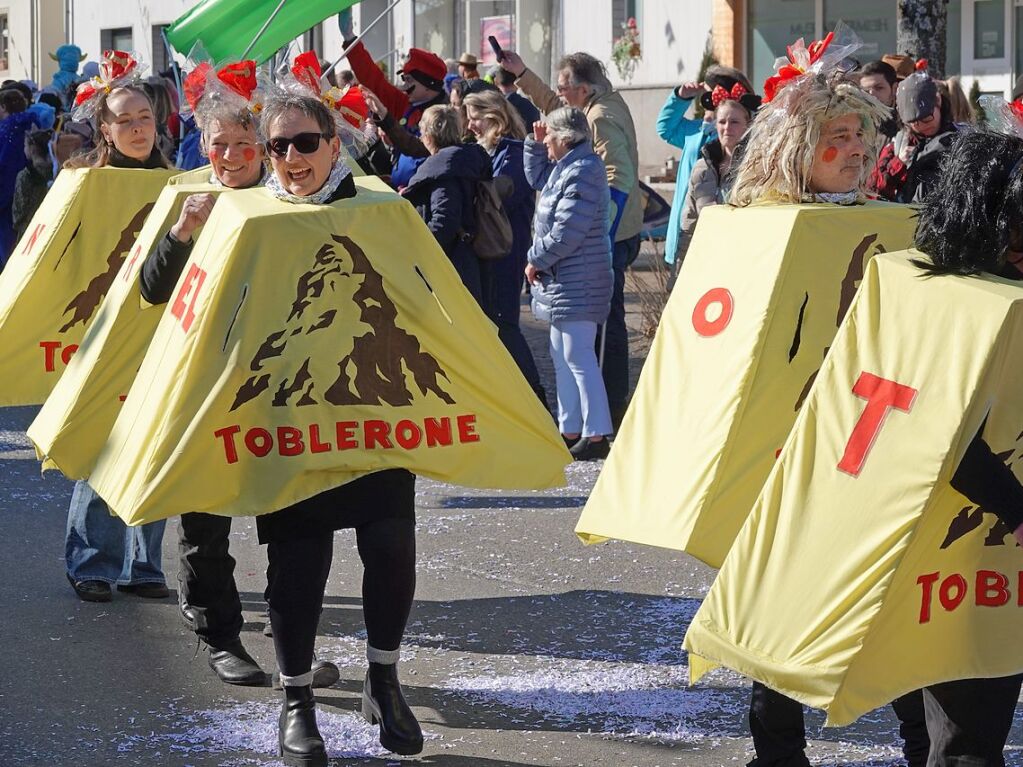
[914,130,1023,275]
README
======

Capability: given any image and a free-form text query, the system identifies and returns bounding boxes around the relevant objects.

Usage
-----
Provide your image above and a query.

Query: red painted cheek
[243,147,256,162]
[822,146,839,163]
[208,147,221,161]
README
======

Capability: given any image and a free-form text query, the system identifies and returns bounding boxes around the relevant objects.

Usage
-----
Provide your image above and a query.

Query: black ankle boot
[278,685,327,767]
[208,638,267,686]
[361,662,423,755]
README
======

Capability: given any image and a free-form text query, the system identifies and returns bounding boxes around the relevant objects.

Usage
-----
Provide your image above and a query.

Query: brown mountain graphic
[59,203,154,333]
[941,445,1020,549]
[792,233,886,411]
[230,233,454,412]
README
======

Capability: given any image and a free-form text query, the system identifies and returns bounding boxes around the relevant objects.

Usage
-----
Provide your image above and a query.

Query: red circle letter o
[692,288,734,337]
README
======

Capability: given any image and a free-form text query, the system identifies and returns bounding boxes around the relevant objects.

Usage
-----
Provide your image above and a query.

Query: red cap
[398,48,447,84]
[337,85,368,128]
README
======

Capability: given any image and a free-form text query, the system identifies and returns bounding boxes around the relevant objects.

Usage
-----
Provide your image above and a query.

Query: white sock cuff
[367,645,400,664]
[279,670,315,687]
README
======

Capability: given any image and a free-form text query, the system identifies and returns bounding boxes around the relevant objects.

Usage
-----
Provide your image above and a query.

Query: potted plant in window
[611,17,641,82]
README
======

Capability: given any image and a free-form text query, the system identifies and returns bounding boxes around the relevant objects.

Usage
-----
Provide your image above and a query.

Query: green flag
[166,0,360,65]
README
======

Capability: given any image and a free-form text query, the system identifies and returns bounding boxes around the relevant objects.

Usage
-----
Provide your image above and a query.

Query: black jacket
[402,143,492,301]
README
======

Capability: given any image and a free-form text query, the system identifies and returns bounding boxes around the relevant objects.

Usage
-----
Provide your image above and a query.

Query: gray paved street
[2,268,1021,766]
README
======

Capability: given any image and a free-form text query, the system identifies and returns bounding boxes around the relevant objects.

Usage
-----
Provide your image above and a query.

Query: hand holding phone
[488,35,504,61]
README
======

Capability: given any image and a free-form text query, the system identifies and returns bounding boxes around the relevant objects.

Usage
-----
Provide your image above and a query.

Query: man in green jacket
[500,49,640,429]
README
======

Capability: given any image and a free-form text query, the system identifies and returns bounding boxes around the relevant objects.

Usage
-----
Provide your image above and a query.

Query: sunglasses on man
[265,131,325,158]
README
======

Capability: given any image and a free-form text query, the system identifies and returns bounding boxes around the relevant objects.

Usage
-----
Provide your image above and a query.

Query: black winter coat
[402,143,492,302]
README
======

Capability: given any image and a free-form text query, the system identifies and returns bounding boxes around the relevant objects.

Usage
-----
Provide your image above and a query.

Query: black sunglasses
[265,131,324,158]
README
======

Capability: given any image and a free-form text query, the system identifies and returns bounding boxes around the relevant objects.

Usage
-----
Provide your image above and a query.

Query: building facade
[713,0,1021,98]
[1,0,66,86]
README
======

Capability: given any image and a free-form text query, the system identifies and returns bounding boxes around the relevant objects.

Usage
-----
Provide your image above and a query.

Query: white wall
[70,0,193,70]
[3,0,65,84]
[562,0,711,88]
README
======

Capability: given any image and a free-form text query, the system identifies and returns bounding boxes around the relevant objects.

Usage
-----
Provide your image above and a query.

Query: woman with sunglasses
[256,91,422,767]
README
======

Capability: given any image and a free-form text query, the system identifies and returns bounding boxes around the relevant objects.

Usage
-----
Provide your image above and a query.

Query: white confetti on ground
[114,701,439,764]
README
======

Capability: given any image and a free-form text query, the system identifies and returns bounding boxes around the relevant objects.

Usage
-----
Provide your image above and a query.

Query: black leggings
[266,517,416,677]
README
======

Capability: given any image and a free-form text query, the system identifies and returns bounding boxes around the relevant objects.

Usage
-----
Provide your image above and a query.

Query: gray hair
[260,92,336,140]
[544,106,590,146]
[558,52,611,100]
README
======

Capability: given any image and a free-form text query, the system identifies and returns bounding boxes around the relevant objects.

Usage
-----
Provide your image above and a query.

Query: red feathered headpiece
[72,50,143,116]
[185,59,261,115]
[763,31,834,103]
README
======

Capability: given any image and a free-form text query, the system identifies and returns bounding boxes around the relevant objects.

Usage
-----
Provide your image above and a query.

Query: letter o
[395,420,423,450]
[939,573,968,613]
[244,427,274,457]
[692,288,734,337]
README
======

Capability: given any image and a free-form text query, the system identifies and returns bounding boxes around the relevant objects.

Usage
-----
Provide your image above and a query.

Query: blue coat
[403,142,492,301]
[524,138,612,324]
[0,104,54,266]
[480,137,534,323]
[656,91,714,265]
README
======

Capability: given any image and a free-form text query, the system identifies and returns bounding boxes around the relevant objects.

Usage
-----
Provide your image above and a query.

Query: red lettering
[457,414,480,443]
[309,424,332,453]
[917,572,940,624]
[40,341,61,372]
[1018,571,1023,607]
[61,344,78,365]
[123,245,142,281]
[170,264,208,332]
[244,427,273,457]
[939,573,968,613]
[21,223,44,255]
[336,421,358,449]
[395,419,423,449]
[424,417,453,447]
[214,425,242,464]
[977,570,1010,607]
[837,372,917,476]
[692,288,734,337]
[365,420,393,449]
[277,426,305,457]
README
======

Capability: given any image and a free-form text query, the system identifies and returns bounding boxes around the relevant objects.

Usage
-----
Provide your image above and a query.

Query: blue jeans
[550,320,613,438]
[65,480,166,585]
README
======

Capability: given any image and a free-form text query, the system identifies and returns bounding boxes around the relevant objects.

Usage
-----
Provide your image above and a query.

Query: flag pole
[321,0,402,83]
[242,0,289,60]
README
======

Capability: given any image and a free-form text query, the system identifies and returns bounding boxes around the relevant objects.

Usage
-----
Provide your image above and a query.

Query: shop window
[747,0,814,93]
[101,27,134,53]
[612,0,642,36]
[824,0,896,62]
[468,1,515,66]
[0,13,8,73]
[414,0,458,58]
[975,0,1006,59]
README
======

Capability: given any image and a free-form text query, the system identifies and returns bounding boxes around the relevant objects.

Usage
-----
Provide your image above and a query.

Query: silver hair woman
[729,76,889,206]
[544,105,591,145]
[524,105,615,460]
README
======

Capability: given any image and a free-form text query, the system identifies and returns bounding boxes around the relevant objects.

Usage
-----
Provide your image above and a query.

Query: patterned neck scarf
[806,190,860,205]
[265,159,352,205]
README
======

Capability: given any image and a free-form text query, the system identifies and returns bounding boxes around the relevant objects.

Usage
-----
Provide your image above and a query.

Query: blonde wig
[729,75,889,206]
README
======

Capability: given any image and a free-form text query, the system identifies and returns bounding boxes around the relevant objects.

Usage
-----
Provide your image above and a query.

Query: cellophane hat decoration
[71,50,146,122]
[183,58,264,132]
[762,21,862,108]
[979,94,1023,139]
[270,51,370,159]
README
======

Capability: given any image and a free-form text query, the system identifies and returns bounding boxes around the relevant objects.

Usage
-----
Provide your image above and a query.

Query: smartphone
[488,35,504,61]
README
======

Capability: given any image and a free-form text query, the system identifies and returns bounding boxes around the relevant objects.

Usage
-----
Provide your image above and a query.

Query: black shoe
[272,660,340,690]
[570,437,610,461]
[208,639,267,686]
[117,582,170,599]
[66,573,111,603]
[278,685,327,767]
[361,662,423,756]
[562,434,581,450]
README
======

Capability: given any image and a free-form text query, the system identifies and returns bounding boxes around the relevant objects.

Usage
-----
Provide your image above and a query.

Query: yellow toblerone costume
[684,251,1023,725]
[0,166,177,405]
[575,202,916,567]
[29,181,222,477]
[86,182,571,525]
